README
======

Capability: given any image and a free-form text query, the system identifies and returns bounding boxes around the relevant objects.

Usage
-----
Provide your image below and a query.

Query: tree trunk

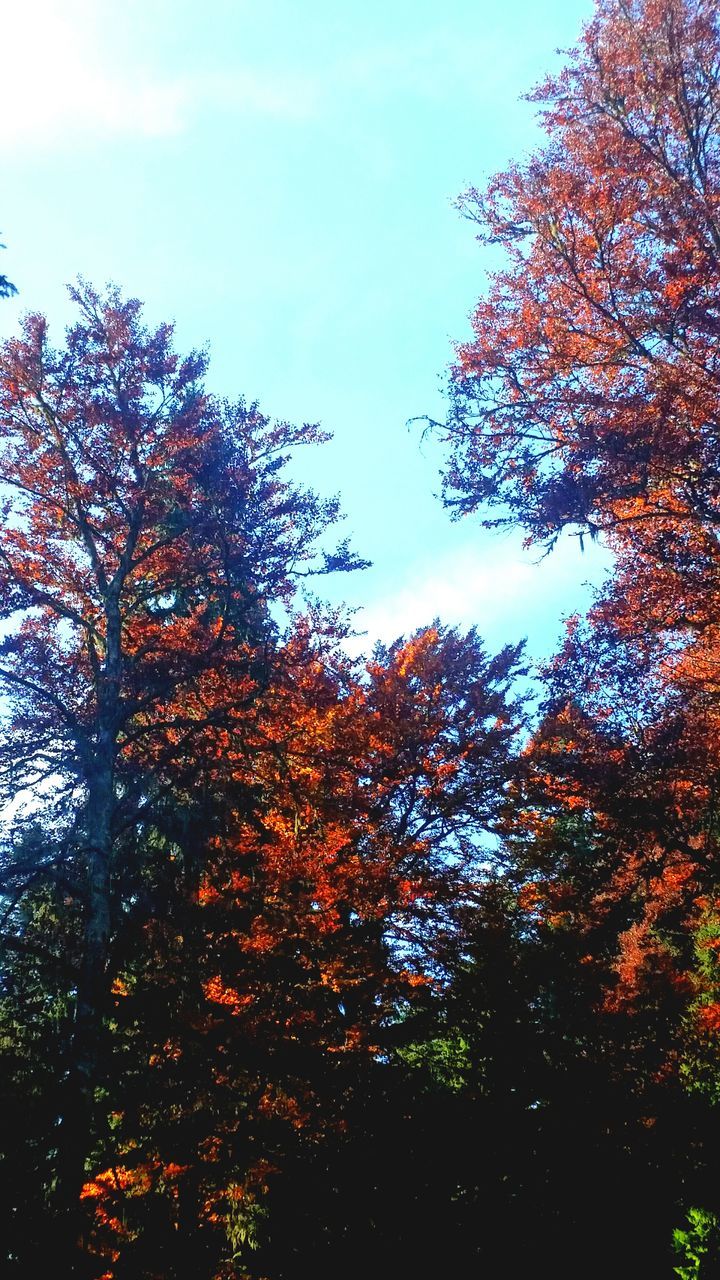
[57,596,121,1275]
[56,755,114,1275]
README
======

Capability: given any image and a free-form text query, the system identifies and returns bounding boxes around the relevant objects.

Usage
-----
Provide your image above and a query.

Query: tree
[0,282,363,1272]
[440,0,720,703]
[442,0,720,555]
[0,285,528,1278]
[435,0,720,1265]
[73,622,524,1278]
[438,0,720,1083]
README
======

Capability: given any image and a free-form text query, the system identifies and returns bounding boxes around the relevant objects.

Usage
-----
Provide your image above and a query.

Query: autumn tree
[503,607,720,1266]
[0,283,363,1273]
[434,0,720,1265]
[443,0,720,543]
[0,284,529,1279]
[438,0,720,1067]
[73,621,525,1278]
[440,0,720,694]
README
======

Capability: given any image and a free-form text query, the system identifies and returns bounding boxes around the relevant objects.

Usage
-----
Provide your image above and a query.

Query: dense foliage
[2,1,720,1275]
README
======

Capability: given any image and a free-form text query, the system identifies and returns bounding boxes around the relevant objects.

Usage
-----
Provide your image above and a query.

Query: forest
[1,0,719,1275]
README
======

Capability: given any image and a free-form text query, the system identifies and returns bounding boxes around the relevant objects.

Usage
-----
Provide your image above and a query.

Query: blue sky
[0,0,610,661]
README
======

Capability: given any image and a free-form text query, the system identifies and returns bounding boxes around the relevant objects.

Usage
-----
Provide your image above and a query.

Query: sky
[0,0,610,663]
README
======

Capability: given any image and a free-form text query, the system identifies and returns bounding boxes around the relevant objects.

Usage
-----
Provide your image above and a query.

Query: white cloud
[0,1,316,151]
[0,2,557,153]
[1,3,175,145]
[346,536,610,657]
